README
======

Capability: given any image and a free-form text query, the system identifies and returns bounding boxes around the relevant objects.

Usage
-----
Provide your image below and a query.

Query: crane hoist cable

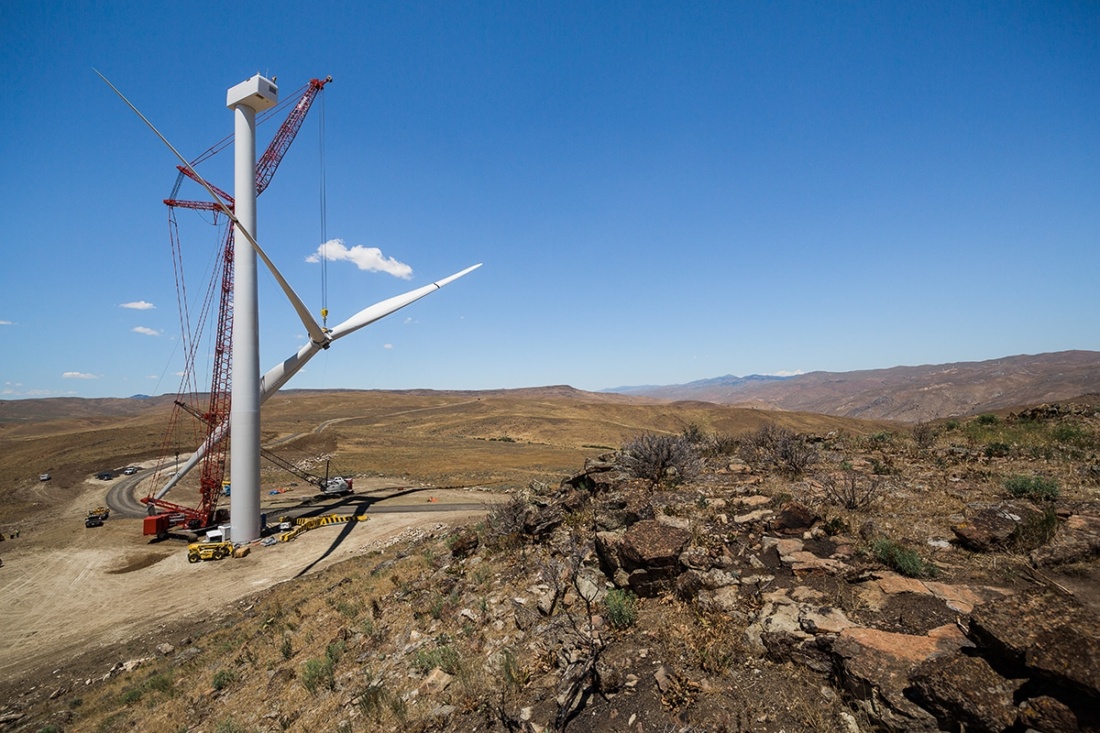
[318,89,329,330]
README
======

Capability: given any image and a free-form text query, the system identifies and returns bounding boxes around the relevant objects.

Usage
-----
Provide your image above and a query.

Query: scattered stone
[828,625,970,731]
[155,642,175,656]
[419,667,453,695]
[920,580,994,614]
[734,494,771,508]
[1029,512,1100,567]
[448,529,479,559]
[617,520,692,597]
[1017,695,1080,733]
[734,509,773,524]
[771,501,818,535]
[875,572,932,596]
[800,606,856,635]
[969,588,1100,696]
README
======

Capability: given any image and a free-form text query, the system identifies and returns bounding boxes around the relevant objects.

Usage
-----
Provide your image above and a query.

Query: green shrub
[605,589,638,629]
[1004,475,1060,502]
[280,634,293,660]
[119,687,143,705]
[976,414,999,426]
[912,422,936,450]
[412,645,461,675]
[872,538,937,578]
[358,682,389,723]
[501,648,530,690]
[212,669,236,691]
[301,657,335,694]
[213,721,250,733]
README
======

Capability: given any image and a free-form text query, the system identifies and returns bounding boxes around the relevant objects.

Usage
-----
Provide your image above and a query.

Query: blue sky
[1,1,1097,399]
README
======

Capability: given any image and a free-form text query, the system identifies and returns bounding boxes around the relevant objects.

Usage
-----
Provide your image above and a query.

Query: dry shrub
[739,424,818,476]
[621,432,702,487]
[821,469,886,510]
[482,493,528,551]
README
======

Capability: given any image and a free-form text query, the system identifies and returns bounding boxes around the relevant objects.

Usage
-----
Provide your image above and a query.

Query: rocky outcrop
[828,625,970,731]
[969,589,1100,704]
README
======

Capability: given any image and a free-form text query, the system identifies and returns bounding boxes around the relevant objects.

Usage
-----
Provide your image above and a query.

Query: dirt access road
[0,474,503,689]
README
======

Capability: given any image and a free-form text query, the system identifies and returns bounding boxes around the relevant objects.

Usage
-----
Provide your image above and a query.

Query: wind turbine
[98,71,481,543]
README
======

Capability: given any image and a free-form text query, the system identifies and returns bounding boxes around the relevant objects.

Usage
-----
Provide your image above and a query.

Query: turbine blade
[329,263,482,340]
[95,69,329,347]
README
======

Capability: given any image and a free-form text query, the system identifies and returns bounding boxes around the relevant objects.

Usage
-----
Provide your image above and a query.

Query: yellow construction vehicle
[186,541,235,563]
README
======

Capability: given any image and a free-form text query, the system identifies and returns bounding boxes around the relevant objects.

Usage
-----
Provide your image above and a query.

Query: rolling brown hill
[609,350,1100,422]
[0,387,892,525]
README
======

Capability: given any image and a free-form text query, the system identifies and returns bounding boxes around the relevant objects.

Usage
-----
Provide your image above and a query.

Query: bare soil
[0,474,501,694]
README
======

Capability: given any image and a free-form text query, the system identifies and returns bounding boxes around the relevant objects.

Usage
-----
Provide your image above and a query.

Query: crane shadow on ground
[290,487,489,578]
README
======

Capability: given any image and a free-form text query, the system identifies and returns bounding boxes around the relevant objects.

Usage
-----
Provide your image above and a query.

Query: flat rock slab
[830,624,970,731]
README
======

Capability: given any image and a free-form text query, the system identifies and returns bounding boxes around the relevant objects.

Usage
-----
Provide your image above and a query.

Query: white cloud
[0,320,12,325]
[132,326,161,336]
[383,343,394,350]
[120,301,155,310]
[770,370,805,377]
[63,372,99,380]
[306,239,413,279]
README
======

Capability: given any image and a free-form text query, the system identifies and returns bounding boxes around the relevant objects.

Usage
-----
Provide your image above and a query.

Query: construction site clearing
[0,475,507,687]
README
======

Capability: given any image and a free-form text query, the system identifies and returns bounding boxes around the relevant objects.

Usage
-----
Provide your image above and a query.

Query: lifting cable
[318,89,329,330]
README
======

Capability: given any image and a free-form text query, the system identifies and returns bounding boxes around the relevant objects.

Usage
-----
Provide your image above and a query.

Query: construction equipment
[142,78,331,538]
[186,541,235,563]
[260,449,353,496]
[85,507,110,528]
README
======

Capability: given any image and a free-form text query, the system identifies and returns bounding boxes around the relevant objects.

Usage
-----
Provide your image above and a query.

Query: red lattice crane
[143,77,332,537]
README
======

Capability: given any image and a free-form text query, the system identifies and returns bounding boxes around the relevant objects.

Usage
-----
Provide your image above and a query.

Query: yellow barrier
[277,514,369,542]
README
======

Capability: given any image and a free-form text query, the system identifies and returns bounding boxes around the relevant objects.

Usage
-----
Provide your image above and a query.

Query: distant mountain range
[605,350,1100,422]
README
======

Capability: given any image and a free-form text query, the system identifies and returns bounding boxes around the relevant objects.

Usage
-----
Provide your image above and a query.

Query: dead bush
[912,421,937,451]
[482,493,528,551]
[739,424,818,476]
[621,432,702,487]
[820,470,886,510]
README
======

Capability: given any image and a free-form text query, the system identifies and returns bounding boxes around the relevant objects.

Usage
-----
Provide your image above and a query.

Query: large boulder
[969,588,1100,699]
[908,654,1020,733]
[769,501,819,535]
[952,501,1047,551]
[617,520,691,597]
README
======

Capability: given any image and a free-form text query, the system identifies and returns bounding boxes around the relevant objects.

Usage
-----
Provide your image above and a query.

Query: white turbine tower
[227,74,276,543]
[97,70,481,544]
